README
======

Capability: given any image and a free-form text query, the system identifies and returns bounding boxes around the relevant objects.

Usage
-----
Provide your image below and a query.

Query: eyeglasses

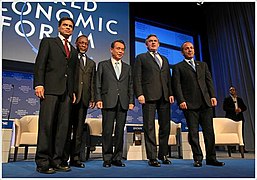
[78,41,88,45]
[229,89,235,91]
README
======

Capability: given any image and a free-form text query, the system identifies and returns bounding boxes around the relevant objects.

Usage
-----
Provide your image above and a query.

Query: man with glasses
[63,35,96,168]
[223,86,247,153]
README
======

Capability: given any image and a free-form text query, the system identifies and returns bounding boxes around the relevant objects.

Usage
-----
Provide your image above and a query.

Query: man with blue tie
[95,40,134,168]
[172,41,225,167]
[133,34,174,167]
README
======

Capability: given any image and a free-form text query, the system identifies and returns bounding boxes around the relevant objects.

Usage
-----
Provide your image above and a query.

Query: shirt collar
[111,57,122,65]
[58,34,70,43]
[185,58,194,62]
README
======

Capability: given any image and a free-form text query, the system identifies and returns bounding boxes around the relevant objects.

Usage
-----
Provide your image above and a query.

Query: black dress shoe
[36,167,56,174]
[193,161,202,167]
[53,164,71,172]
[160,156,172,164]
[148,159,161,167]
[70,161,85,168]
[112,160,125,167]
[206,160,225,166]
[61,161,69,166]
[103,160,112,168]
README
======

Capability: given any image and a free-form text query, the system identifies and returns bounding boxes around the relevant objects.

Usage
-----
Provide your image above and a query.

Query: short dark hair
[181,41,194,51]
[76,34,88,43]
[145,34,159,44]
[111,40,126,49]
[229,86,236,91]
[58,16,75,29]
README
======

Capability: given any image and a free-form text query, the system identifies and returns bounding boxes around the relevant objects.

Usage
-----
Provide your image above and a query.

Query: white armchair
[213,117,244,158]
[13,115,39,161]
[83,118,115,161]
[155,120,182,158]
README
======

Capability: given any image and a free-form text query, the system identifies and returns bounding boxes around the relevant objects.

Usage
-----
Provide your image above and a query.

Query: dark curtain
[205,3,255,150]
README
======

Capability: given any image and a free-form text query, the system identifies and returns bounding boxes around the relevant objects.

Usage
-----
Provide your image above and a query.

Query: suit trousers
[101,99,127,161]
[63,100,88,163]
[142,97,170,160]
[35,93,71,168]
[183,106,216,162]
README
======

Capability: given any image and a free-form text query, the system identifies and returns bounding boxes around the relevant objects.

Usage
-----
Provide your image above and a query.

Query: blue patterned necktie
[154,52,162,68]
[114,62,120,79]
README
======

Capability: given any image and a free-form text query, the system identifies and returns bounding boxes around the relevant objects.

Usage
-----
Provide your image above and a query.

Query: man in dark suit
[63,35,96,168]
[223,86,247,152]
[34,17,77,174]
[172,41,224,167]
[133,34,174,167]
[95,40,134,168]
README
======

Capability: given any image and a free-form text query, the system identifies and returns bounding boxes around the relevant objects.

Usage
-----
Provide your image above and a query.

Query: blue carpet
[2,159,255,178]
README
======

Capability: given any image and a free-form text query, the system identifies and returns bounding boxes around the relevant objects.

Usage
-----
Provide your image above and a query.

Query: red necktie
[64,39,70,58]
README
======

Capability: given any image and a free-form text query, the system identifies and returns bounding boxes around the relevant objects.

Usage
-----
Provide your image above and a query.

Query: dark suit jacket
[74,55,96,107]
[223,96,247,121]
[95,59,134,110]
[133,52,173,101]
[34,37,77,97]
[172,60,215,109]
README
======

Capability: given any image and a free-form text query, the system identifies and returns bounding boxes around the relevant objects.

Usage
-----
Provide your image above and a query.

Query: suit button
[81,82,83,84]
[65,74,67,77]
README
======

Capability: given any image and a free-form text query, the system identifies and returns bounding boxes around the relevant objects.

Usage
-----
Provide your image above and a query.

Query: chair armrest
[176,125,182,147]
[237,121,244,146]
[14,119,22,147]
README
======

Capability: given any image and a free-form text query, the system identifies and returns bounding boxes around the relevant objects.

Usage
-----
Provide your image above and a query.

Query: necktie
[80,53,86,66]
[154,52,162,68]
[64,39,70,58]
[114,62,120,79]
[188,59,196,71]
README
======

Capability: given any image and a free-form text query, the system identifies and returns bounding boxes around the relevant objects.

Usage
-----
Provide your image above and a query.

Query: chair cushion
[20,133,37,145]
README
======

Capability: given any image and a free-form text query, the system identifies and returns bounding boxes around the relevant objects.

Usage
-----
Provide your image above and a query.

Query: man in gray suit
[96,40,134,168]
[133,34,174,167]
[63,35,96,168]
[172,41,224,167]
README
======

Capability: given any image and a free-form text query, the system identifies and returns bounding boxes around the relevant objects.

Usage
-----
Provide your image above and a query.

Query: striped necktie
[188,59,196,71]
[114,62,120,79]
[154,52,162,68]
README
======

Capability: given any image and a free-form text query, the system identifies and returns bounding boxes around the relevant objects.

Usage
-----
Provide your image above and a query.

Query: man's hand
[89,101,95,109]
[138,95,145,104]
[96,101,103,109]
[211,98,217,107]
[72,93,76,103]
[179,102,187,110]
[129,104,134,110]
[35,86,45,99]
[169,96,174,104]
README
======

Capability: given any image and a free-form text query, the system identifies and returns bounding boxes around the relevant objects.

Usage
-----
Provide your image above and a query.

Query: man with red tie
[34,17,77,174]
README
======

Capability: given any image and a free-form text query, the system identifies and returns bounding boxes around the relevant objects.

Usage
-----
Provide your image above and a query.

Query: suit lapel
[146,52,160,71]
[55,37,66,57]
[83,57,93,72]
[119,61,128,80]
[182,60,195,72]
[106,59,117,78]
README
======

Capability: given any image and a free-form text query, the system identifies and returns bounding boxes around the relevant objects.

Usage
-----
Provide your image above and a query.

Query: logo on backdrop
[3,1,120,54]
